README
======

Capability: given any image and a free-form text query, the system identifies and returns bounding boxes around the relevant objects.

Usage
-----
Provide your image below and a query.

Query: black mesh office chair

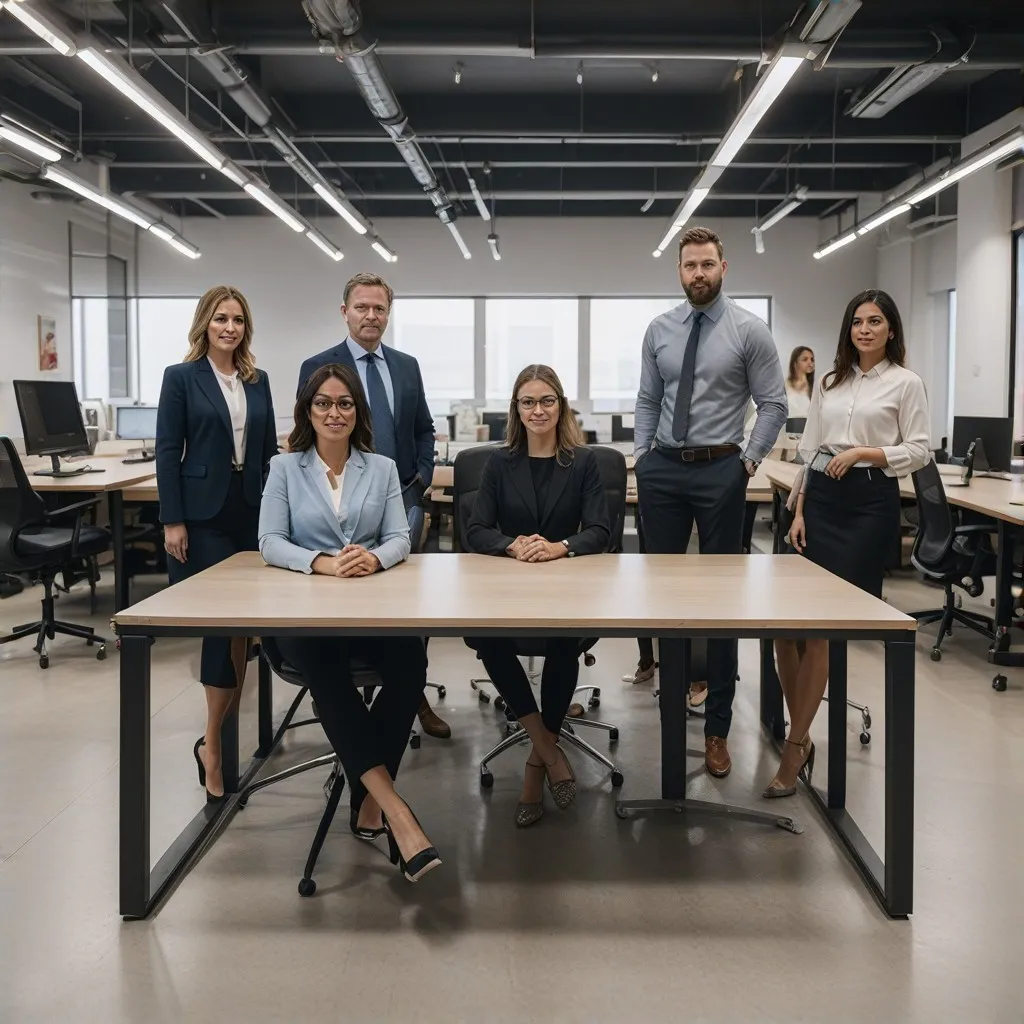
[0,437,111,668]
[453,443,626,789]
[909,459,997,662]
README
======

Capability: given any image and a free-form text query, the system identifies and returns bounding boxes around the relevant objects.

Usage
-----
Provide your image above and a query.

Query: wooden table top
[114,550,915,634]
[22,459,157,493]
[763,460,1024,526]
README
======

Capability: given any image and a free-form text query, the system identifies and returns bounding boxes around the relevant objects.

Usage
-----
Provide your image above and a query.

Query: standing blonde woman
[155,285,278,801]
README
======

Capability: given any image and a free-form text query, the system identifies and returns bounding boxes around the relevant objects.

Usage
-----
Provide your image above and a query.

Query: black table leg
[827,641,848,810]
[257,653,273,757]
[109,490,128,612]
[119,634,151,919]
[990,521,1023,667]
[884,633,915,916]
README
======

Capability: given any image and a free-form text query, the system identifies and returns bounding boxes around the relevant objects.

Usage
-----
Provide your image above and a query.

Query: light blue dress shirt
[346,336,395,413]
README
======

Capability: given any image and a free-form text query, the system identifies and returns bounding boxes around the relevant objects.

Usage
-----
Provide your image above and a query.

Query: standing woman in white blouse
[767,289,930,798]
[155,286,278,801]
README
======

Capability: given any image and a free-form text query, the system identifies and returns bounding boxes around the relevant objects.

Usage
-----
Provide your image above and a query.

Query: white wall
[137,214,879,417]
[954,108,1023,416]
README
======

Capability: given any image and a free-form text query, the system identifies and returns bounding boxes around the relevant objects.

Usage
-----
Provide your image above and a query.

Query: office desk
[764,461,1024,668]
[114,551,915,919]
[23,460,157,612]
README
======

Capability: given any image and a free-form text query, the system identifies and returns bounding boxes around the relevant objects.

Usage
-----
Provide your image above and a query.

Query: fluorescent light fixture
[799,0,862,44]
[905,129,1024,205]
[0,0,77,55]
[446,220,472,259]
[312,181,369,234]
[147,223,176,242]
[487,233,501,261]
[165,236,201,259]
[371,239,398,263]
[652,249,662,258]
[306,228,345,262]
[243,181,305,232]
[220,162,248,187]
[813,231,857,260]
[42,165,154,229]
[847,63,950,120]
[466,173,491,221]
[856,203,910,235]
[0,122,61,162]
[753,185,809,232]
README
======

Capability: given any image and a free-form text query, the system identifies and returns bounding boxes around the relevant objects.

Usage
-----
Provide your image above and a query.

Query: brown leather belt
[659,443,741,463]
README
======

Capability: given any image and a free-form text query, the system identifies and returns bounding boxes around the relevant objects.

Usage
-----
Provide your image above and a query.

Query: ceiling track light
[306,228,345,261]
[576,62,584,85]
[813,232,857,259]
[312,181,369,234]
[753,227,765,255]
[370,238,398,263]
[487,233,501,261]
[0,122,61,162]
[243,181,305,232]
[446,220,472,259]
[465,169,491,221]
[651,65,659,83]
[753,185,810,232]
[453,62,463,85]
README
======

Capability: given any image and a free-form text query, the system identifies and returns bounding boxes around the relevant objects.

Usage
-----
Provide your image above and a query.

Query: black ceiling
[0,0,1022,225]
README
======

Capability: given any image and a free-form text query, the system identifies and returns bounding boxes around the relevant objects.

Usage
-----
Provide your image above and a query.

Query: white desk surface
[114,550,914,633]
[22,458,157,493]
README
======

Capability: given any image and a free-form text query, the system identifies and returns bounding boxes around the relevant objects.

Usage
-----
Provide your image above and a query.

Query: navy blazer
[156,359,278,525]
[466,446,611,557]
[297,341,435,491]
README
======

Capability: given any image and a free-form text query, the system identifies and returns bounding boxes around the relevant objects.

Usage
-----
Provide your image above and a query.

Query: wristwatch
[743,457,760,475]
[562,539,574,557]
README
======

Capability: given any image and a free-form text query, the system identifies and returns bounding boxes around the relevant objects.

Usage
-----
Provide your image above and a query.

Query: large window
[485,299,578,401]
[388,298,475,415]
[136,298,200,405]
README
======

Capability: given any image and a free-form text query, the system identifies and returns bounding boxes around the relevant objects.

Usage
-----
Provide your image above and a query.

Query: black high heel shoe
[350,806,386,842]
[193,737,225,804]
[382,812,441,883]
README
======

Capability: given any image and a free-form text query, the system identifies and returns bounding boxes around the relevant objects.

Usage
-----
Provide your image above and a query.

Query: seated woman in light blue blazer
[259,362,440,883]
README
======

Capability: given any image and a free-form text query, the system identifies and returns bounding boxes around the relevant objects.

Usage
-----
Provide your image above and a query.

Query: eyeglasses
[311,397,356,413]
[517,395,560,411]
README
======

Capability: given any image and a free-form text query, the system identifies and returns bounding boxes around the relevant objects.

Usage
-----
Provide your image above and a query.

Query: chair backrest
[587,444,628,552]
[910,460,955,570]
[0,436,47,568]
[451,443,500,552]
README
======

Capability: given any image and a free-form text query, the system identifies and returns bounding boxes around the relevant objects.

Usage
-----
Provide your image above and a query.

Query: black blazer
[297,341,435,491]
[156,359,277,525]
[466,446,611,557]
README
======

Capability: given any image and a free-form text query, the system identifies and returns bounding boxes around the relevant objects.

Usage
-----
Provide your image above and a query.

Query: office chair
[0,437,111,669]
[909,459,997,662]
[452,443,626,788]
[239,636,422,897]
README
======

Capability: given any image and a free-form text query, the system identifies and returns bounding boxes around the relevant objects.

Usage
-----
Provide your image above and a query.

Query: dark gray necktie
[672,311,704,444]
[364,353,397,462]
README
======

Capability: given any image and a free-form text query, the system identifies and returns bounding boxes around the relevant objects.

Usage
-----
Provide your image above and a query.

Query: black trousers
[274,635,427,810]
[473,638,581,735]
[168,473,259,688]
[634,447,748,738]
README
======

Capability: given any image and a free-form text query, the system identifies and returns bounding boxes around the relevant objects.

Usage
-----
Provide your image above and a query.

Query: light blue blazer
[258,447,411,574]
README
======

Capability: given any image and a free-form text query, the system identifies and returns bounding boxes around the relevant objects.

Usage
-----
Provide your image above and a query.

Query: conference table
[114,551,916,921]
[763,461,1024,670]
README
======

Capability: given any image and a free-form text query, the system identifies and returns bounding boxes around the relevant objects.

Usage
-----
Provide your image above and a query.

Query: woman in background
[785,346,815,418]
[156,286,278,802]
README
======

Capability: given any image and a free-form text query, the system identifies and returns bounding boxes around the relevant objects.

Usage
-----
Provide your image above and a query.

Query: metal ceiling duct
[301,0,471,256]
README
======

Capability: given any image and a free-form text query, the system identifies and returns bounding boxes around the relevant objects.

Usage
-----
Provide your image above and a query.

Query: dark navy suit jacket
[296,340,435,493]
[156,359,277,525]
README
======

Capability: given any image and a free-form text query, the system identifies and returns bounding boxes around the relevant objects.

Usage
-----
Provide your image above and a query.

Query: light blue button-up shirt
[346,336,395,413]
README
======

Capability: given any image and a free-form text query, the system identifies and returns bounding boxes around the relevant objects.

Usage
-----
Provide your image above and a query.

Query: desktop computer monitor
[786,417,807,434]
[951,416,1013,473]
[115,406,158,458]
[611,415,634,442]
[481,411,507,442]
[13,379,99,477]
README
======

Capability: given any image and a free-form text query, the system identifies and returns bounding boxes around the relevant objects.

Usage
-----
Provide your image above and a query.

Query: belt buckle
[681,449,695,463]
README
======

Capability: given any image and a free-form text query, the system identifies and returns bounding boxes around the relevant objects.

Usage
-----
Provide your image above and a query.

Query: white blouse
[318,454,347,515]
[785,384,811,418]
[798,359,931,477]
[208,358,247,466]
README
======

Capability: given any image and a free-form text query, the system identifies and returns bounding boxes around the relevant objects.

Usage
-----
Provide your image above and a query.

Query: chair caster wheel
[615,804,629,819]
[611,771,624,788]
[437,686,447,700]
[584,653,596,667]
[409,734,421,749]
[480,771,494,788]
[494,697,505,712]
[39,655,49,669]
[588,697,600,709]
[859,732,871,745]
[96,645,106,661]
[609,728,619,742]
[930,649,941,662]
[478,691,491,704]
[993,675,1008,692]
[298,878,316,897]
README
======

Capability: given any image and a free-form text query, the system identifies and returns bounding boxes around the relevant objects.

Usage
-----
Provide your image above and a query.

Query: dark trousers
[275,635,427,810]
[635,447,748,738]
[473,638,581,735]
[168,473,259,688]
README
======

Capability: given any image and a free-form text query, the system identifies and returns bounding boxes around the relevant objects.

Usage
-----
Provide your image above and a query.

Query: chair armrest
[43,497,102,521]
[953,524,996,535]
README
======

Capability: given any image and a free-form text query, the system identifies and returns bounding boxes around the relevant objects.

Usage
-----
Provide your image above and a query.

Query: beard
[683,275,723,307]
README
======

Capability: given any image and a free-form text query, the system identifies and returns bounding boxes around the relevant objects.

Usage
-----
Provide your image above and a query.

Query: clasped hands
[313,544,382,577]
[506,534,567,562]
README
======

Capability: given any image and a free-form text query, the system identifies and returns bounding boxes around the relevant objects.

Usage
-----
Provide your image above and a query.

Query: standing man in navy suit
[297,272,451,740]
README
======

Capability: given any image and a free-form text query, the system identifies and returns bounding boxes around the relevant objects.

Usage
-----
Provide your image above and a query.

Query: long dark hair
[505,364,582,466]
[823,289,906,392]
[288,363,374,454]
[787,345,815,395]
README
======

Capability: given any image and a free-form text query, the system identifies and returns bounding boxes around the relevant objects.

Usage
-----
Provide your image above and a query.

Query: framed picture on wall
[38,315,58,371]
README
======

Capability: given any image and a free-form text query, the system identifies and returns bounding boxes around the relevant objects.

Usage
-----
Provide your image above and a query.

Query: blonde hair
[183,286,259,383]
[343,272,394,309]
[505,364,582,465]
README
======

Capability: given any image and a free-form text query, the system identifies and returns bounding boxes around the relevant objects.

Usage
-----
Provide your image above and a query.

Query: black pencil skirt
[801,467,901,598]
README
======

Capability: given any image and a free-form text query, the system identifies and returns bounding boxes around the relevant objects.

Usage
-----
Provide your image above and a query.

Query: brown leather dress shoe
[417,698,451,740]
[704,736,732,777]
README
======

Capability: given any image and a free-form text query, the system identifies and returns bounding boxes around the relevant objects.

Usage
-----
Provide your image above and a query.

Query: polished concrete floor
[1,533,1023,1023]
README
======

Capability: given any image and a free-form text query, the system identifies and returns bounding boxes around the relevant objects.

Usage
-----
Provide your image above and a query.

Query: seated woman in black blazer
[466,364,611,827]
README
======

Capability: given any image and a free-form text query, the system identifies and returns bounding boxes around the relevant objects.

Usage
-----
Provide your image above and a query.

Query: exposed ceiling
[0,0,1021,233]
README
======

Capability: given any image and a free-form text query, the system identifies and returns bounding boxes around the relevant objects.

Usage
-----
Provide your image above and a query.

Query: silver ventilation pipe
[301,0,471,257]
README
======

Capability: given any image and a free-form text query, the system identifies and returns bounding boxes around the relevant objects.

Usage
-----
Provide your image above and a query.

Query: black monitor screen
[482,412,507,441]
[951,416,1013,472]
[787,417,807,433]
[14,379,89,457]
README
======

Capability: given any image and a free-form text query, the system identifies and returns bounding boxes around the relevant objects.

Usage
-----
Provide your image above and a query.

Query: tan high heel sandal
[762,737,815,799]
